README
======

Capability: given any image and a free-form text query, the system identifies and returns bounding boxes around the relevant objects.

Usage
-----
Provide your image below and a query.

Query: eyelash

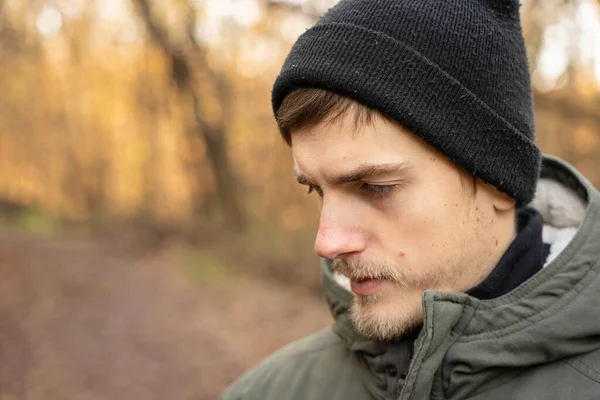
[362,183,396,197]
[305,183,397,198]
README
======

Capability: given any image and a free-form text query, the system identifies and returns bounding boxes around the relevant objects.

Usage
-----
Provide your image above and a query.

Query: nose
[314,205,366,260]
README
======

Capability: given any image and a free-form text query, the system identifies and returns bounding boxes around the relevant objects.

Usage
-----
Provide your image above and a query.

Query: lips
[350,278,383,296]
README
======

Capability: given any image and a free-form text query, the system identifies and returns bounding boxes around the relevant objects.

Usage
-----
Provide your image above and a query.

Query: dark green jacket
[222,157,600,400]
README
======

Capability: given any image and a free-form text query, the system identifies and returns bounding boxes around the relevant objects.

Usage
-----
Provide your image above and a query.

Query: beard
[332,258,455,341]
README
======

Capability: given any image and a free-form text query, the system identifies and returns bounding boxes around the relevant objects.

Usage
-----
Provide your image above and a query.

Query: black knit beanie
[272,0,542,205]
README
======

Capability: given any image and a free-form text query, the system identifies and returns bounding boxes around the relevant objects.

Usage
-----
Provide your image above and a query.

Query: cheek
[385,191,467,264]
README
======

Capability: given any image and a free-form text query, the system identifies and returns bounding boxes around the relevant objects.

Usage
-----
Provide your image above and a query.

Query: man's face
[291,113,510,340]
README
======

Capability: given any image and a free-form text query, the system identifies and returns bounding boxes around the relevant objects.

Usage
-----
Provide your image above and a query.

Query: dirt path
[0,232,332,399]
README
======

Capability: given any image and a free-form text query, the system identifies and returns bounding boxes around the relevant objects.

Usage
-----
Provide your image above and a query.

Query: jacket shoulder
[564,349,600,385]
[221,327,349,400]
[470,350,600,400]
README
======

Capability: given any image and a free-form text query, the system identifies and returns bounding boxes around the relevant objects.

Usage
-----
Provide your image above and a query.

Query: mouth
[350,278,383,296]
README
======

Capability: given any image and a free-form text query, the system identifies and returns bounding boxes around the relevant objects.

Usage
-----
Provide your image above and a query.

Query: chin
[350,289,423,341]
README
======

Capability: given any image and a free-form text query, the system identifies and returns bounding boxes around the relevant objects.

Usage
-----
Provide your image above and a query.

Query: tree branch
[133,0,179,56]
[133,0,192,89]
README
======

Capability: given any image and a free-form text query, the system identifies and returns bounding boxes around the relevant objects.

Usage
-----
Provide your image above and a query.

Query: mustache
[332,259,408,286]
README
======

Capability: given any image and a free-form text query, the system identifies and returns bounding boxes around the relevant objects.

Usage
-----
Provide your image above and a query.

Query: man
[222,0,600,399]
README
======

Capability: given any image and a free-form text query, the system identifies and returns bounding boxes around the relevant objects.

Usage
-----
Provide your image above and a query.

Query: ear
[474,178,517,211]
[492,188,516,211]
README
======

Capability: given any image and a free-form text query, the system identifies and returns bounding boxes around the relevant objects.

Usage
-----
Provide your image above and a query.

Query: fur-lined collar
[530,178,587,265]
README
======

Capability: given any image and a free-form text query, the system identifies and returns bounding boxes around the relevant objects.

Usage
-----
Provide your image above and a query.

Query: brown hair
[275,88,386,145]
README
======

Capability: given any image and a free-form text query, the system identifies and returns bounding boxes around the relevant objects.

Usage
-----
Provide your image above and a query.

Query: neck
[467,209,517,292]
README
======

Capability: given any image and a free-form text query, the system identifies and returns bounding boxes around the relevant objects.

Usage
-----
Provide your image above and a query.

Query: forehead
[290,113,423,175]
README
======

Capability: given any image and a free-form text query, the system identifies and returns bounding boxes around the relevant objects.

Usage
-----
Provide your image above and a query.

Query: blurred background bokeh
[0,0,599,398]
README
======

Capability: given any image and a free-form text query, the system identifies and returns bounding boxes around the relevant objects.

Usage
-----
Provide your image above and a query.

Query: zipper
[397,336,422,400]
[397,296,433,400]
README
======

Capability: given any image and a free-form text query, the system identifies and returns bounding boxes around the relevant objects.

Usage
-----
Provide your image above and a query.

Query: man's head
[278,88,517,339]
[271,0,542,340]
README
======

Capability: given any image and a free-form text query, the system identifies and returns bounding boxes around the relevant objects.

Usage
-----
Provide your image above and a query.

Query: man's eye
[361,183,396,196]
[306,185,323,197]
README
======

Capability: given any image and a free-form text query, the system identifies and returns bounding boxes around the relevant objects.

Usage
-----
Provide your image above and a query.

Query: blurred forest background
[0,0,599,399]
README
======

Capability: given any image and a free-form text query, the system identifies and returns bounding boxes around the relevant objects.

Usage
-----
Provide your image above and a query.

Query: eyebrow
[295,161,414,186]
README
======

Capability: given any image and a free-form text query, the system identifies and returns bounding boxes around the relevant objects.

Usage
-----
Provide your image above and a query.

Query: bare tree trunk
[133,0,245,231]
[198,116,244,229]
